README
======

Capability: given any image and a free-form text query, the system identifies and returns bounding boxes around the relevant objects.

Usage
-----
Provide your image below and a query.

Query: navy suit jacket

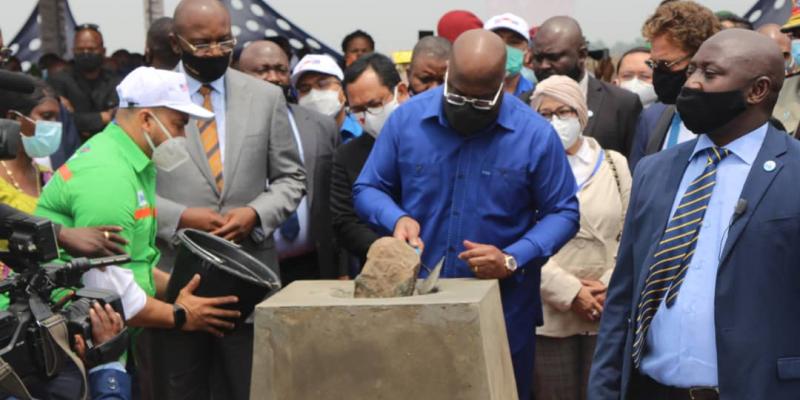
[628,102,671,172]
[588,125,800,399]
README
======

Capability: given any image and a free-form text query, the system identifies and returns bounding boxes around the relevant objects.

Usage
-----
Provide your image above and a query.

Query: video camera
[0,211,131,390]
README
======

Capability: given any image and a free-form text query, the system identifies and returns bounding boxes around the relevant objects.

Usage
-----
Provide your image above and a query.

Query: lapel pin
[763,160,777,172]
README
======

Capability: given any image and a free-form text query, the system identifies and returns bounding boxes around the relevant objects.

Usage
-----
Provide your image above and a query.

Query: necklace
[1,160,41,196]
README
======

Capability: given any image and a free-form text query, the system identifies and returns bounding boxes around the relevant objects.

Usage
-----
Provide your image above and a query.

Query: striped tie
[198,85,223,192]
[632,146,730,367]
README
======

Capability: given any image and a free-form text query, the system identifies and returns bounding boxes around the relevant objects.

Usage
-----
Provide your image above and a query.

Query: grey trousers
[533,335,597,400]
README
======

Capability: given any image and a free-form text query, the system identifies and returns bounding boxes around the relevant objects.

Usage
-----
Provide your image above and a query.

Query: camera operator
[33,67,240,395]
[21,302,131,400]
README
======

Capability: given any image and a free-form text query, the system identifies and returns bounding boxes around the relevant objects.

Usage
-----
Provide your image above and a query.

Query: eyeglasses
[349,87,396,115]
[538,107,578,120]
[443,72,504,111]
[177,34,237,55]
[646,54,691,71]
[296,77,341,95]
[76,23,100,33]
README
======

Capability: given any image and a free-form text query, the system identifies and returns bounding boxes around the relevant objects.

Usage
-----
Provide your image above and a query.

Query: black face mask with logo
[676,87,749,135]
[442,93,504,136]
[181,51,231,83]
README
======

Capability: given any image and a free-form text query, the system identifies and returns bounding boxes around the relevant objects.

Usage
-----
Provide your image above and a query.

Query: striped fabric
[199,85,224,192]
[632,146,730,367]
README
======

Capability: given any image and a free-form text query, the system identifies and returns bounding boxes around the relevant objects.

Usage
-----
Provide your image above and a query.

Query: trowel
[417,257,445,295]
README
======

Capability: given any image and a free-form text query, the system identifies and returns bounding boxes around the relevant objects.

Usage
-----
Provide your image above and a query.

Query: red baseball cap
[437,10,483,43]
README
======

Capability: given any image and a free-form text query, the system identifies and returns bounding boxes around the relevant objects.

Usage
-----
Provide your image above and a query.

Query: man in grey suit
[148,1,305,399]
[238,40,342,283]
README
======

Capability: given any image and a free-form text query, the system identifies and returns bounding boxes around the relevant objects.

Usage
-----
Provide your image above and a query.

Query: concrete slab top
[258,278,498,308]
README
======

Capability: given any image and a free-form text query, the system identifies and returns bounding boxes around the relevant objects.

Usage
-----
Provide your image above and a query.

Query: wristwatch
[173,303,187,330]
[504,254,518,274]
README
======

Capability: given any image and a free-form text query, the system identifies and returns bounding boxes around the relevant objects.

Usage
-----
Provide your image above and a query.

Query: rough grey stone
[353,237,421,298]
[251,279,518,400]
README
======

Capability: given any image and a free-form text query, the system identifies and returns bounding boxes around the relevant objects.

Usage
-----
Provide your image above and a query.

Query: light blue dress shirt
[641,123,767,387]
[180,63,227,164]
[274,109,313,258]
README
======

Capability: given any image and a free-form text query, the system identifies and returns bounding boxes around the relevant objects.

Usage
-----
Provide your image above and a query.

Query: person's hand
[571,286,603,322]
[58,226,128,257]
[179,207,226,232]
[393,216,424,252]
[581,279,608,306]
[337,275,350,280]
[73,302,124,359]
[211,207,258,242]
[175,274,240,338]
[458,240,511,280]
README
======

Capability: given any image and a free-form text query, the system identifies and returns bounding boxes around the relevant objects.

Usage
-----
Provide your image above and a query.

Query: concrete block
[251,279,517,400]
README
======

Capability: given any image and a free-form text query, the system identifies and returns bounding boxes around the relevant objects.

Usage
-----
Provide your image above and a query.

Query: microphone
[732,199,748,222]
[718,198,748,261]
[0,70,35,94]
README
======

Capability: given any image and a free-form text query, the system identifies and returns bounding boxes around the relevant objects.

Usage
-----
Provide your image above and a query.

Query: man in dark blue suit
[589,29,800,399]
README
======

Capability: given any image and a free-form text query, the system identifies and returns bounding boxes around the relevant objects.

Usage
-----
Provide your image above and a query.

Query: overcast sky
[1,0,759,55]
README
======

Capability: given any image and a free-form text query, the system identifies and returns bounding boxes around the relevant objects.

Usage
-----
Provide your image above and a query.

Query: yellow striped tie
[631,146,730,367]
[198,85,223,192]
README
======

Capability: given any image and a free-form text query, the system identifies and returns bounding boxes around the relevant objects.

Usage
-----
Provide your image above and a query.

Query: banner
[8,4,78,72]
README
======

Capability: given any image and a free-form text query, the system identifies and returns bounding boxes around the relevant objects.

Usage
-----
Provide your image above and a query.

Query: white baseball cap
[291,54,344,87]
[117,66,214,120]
[484,13,531,43]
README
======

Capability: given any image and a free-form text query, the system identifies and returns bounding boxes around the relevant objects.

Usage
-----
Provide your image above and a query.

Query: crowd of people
[1,0,800,399]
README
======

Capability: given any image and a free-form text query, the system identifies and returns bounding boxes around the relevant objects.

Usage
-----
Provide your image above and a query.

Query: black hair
[0,78,57,116]
[146,17,179,68]
[616,46,651,73]
[343,52,400,90]
[341,30,375,53]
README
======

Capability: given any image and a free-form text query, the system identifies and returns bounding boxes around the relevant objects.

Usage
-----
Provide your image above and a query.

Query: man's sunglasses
[645,54,691,71]
[76,23,100,33]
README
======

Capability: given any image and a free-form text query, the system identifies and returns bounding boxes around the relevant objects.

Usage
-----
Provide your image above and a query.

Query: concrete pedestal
[250,279,517,400]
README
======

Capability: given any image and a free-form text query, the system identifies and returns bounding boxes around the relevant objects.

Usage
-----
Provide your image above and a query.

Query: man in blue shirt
[353,30,579,399]
[590,30,800,399]
[291,54,364,143]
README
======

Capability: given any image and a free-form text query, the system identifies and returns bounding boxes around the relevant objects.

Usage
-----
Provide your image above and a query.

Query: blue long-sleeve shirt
[353,86,579,348]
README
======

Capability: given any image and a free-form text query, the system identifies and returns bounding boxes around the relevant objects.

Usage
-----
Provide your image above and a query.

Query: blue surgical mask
[506,46,524,77]
[792,39,800,72]
[13,112,62,158]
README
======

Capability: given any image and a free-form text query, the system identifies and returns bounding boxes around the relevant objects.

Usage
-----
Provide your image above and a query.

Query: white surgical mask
[620,78,657,108]
[143,112,190,172]
[360,86,400,138]
[550,115,582,150]
[298,89,343,117]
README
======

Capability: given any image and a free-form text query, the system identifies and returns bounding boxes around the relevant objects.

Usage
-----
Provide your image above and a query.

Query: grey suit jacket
[156,69,306,272]
[287,104,340,277]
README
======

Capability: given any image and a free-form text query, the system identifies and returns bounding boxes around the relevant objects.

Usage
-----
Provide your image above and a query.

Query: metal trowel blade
[417,257,445,295]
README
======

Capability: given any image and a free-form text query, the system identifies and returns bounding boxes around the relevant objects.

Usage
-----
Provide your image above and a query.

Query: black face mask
[442,94,503,136]
[652,67,688,104]
[181,51,230,83]
[676,87,748,135]
[74,52,103,72]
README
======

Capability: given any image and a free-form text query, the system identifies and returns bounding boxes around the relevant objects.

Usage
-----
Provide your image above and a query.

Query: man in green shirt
[36,66,239,336]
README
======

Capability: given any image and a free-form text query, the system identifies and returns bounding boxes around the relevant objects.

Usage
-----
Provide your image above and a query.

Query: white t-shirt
[81,266,147,320]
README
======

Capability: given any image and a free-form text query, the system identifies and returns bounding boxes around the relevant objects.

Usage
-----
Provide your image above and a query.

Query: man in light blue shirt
[640,124,766,387]
[589,29,800,400]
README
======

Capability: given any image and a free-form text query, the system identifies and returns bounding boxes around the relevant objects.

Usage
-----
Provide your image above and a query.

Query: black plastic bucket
[166,229,281,323]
